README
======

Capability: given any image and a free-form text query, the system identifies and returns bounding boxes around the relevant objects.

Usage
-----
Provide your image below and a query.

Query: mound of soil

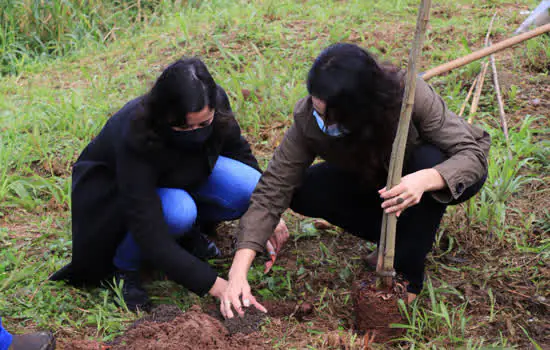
[352,271,407,343]
[105,301,314,349]
[111,305,267,350]
[57,338,104,350]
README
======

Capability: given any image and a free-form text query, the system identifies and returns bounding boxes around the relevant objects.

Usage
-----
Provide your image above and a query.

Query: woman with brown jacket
[220,43,490,318]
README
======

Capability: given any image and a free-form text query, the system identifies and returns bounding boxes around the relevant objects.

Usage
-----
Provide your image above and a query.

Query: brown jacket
[237,77,491,253]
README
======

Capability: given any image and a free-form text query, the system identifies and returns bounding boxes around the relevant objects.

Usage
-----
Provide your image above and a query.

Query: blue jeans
[0,318,12,350]
[113,156,261,271]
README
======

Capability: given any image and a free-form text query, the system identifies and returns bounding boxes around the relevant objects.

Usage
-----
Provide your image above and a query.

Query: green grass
[0,0,548,348]
[0,0,184,75]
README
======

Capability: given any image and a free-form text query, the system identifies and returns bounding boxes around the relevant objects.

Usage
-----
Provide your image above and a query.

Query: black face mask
[167,123,214,150]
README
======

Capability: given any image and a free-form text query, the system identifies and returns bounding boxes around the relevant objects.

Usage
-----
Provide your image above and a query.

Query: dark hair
[130,57,232,151]
[307,43,404,185]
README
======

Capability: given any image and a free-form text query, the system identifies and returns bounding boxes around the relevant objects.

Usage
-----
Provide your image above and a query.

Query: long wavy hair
[307,43,404,186]
[129,57,232,152]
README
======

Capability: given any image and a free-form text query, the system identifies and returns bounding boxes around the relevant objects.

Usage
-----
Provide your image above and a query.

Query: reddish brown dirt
[57,338,104,350]
[85,301,314,350]
[352,271,407,343]
[110,306,267,350]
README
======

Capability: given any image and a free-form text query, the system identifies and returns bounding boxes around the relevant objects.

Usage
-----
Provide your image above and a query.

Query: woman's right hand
[221,248,266,319]
[221,274,266,319]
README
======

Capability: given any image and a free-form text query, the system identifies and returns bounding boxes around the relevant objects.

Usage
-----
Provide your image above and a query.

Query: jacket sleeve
[413,77,490,203]
[116,145,218,296]
[216,85,261,172]
[237,123,316,252]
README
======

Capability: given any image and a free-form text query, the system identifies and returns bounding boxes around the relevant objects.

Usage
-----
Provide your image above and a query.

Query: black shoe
[178,225,221,261]
[199,221,219,237]
[189,232,221,261]
[9,331,55,350]
[114,270,151,312]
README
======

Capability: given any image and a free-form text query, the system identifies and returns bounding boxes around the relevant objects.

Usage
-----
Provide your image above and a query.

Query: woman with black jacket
[50,57,286,311]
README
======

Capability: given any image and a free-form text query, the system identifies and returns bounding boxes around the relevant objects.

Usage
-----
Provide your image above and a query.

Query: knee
[157,188,197,234]
[407,144,446,173]
[217,156,261,215]
[228,177,258,215]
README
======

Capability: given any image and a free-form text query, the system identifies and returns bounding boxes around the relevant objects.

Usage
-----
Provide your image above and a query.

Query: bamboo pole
[376,0,432,288]
[421,23,550,80]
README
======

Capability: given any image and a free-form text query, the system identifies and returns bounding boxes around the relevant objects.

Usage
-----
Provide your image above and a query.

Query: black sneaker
[114,270,151,312]
[9,331,55,350]
[189,232,221,261]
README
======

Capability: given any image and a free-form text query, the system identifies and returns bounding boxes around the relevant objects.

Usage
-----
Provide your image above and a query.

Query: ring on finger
[396,197,405,205]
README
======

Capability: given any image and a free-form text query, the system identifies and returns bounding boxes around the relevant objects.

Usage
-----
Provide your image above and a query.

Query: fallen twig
[506,289,550,308]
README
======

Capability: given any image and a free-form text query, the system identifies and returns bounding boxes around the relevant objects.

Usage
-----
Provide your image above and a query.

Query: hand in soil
[264,219,290,273]
[208,277,228,300]
[221,274,266,319]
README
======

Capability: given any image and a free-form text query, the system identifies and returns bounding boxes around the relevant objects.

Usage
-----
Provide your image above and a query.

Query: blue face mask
[313,110,348,137]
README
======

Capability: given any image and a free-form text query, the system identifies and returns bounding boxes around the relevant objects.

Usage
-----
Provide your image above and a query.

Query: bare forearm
[423,168,446,192]
[229,248,257,279]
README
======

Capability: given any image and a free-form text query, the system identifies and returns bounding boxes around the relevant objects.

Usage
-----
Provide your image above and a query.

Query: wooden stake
[468,61,489,124]
[458,75,478,117]
[421,23,550,80]
[377,0,432,288]
[468,14,496,124]
[489,39,513,159]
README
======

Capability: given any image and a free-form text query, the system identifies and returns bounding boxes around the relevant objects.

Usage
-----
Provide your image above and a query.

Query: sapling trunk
[376,0,432,288]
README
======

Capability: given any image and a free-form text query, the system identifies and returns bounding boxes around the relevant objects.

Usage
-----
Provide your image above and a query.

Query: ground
[0,0,548,349]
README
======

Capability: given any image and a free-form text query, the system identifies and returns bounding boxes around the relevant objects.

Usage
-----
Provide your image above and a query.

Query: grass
[0,0,184,75]
[0,0,548,348]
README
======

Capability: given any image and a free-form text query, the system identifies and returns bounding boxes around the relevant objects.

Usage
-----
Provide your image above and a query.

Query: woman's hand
[208,277,228,300]
[221,273,266,319]
[379,168,445,217]
[221,248,266,319]
[265,219,290,273]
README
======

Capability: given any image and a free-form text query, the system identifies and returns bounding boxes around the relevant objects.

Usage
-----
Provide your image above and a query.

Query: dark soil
[206,306,267,335]
[131,304,183,324]
[352,271,407,343]
[205,300,314,335]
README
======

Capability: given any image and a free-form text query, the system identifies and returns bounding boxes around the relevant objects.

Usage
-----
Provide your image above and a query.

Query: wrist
[423,168,445,192]
[228,248,256,280]
[208,277,226,298]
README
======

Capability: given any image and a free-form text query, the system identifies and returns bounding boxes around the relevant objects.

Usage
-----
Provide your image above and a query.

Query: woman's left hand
[379,169,445,217]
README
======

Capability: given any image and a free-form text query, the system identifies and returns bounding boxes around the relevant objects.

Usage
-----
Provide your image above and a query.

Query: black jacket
[50,86,259,296]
